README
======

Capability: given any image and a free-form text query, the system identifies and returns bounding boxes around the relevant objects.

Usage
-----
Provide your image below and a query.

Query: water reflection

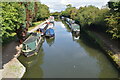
[75,38,118,78]
[62,20,80,41]
[62,21,119,78]
[72,32,80,41]
[19,44,45,78]
[61,20,71,32]
[45,37,55,47]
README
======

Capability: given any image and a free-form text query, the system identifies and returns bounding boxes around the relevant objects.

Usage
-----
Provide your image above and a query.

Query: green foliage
[61,11,69,17]
[106,1,120,39]
[39,4,50,20]
[61,5,109,30]
[51,12,61,16]
[34,2,50,21]
[33,2,41,21]
[26,2,34,12]
[28,21,43,31]
[76,6,102,27]
[1,2,50,44]
[1,2,26,42]
[60,2,120,39]
[61,4,77,19]
[66,4,72,8]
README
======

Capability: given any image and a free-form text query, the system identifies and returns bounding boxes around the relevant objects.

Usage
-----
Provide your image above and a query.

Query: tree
[66,4,72,8]
[51,12,61,16]
[33,2,50,21]
[1,2,26,42]
[61,4,77,19]
[75,6,100,27]
[106,0,120,39]
[1,2,50,43]
[39,4,50,20]
[23,2,35,28]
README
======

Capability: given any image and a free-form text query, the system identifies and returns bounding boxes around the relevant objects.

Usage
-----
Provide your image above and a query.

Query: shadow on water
[62,20,103,52]
[76,34,120,78]
[61,20,81,41]
[77,37,118,77]
[62,20,119,78]
[61,20,71,32]
[18,43,45,78]
[45,37,55,47]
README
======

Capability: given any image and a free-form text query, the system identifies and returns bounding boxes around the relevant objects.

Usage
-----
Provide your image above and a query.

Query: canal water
[18,21,119,78]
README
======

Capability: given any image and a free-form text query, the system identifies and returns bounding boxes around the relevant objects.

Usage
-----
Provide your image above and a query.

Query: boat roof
[47,28,54,30]
[23,33,40,44]
[45,28,54,34]
[48,24,53,28]
[72,24,80,26]
[71,24,80,28]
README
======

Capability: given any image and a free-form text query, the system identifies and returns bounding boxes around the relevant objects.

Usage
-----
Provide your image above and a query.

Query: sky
[40,0,110,13]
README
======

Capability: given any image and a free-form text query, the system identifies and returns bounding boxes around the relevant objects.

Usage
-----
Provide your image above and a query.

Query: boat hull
[22,33,43,57]
[45,34,55,39]
[23,38,43,57]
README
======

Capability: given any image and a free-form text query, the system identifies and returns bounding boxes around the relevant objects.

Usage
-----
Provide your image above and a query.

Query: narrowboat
[61,16,64,20]
[45,28,55,38]
[47,23,54,29]
[66,18,70,22]
[49,16,54,24]
[66,18,75,28]
[71,24,80,32]
[22,33,42,57]
[39,24,48,36]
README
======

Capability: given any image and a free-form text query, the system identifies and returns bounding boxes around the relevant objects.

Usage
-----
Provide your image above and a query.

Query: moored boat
[65,18,75,28]
[22,33,42,57]
[47,23,54,29]
[71,24,80,31]
[61,16,64,20]
[49,16,54,24]
[45,28,55,38]
[39,23,49,36]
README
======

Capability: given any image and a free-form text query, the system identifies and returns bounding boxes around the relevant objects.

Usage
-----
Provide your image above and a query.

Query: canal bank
[2,41,26,79]
[1,20,47,79]
[82,29,120,73]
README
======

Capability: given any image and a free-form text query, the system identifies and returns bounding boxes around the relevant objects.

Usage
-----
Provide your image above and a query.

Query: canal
[18,21,119,78]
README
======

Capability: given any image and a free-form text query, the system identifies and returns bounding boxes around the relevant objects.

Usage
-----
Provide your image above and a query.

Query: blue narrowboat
[45,28,55,38]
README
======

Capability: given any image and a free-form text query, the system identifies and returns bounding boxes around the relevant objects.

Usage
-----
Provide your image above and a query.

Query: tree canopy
[106,1,120,38]
[61,4,77,19]
[1,2,26,40]
[1,2,50,43]
[60,3,120,39]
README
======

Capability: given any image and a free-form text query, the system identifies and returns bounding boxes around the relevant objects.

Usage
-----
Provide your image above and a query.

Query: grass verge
[28,21,44,31]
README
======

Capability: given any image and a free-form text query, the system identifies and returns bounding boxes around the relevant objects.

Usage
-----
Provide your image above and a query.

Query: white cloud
[41,0,110,12]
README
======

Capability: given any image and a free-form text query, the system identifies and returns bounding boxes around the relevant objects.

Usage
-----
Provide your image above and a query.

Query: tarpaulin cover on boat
[45,28,55,35]
[71,24,80,29]
[22,33,40,51]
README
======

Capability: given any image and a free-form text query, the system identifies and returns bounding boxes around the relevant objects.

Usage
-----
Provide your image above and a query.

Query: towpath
[1,20,47,79]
